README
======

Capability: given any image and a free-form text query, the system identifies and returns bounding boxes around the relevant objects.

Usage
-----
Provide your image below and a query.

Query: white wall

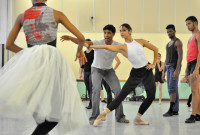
[4,0,199,80]
[14,32,190,80]
[9,0,200,33]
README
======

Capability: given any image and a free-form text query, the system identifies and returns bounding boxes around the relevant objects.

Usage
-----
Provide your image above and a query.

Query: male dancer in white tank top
[88,23,158,126]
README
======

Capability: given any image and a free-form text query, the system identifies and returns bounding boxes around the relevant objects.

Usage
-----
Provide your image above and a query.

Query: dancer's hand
[162,73,166,82]
[80,74,82,79]
[60,35,72,42]
[191,69,199,81]
[75,49,87,66]
[145,64,155,70]
[84,43,90,48]
[173,70,179,80]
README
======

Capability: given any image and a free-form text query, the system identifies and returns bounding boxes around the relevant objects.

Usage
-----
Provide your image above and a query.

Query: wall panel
[191,0,200,24]
[160,0,175,33]
[95,0,109,33]
[79,0,93,32]
[176,0,191,33]
[143,0,159,32]
[62,0,78,32]
[110,0,126,32]
[127,0,143,33]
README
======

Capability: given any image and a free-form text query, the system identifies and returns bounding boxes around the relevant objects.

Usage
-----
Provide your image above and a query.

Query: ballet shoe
[134,118,149,125]
[101,116,106,121]
[93,113,107,126]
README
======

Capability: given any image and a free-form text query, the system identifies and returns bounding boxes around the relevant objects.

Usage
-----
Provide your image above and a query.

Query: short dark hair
[158,53,161,56]
[166,24,175,31]
[103,24,116,33]
[86,39,91,41]
[185,16,198,25]
[121,23,132,31]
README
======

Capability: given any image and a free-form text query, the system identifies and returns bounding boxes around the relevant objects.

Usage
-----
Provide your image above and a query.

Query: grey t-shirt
[91,39,122,70]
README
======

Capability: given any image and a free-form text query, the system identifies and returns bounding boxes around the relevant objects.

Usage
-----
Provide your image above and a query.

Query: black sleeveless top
[81,50,94,72]
[155,61,163,76]
[165,38,179,68]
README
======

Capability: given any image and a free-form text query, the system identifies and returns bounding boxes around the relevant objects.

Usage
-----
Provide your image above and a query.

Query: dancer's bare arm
[90,44,128,57]
[137,39,158,70]
[6,14,23,53]
[54,10,85,46]
[54,10,86,65]
[162,64,167,81]
[162,44,167,81]
[173,40,183,80]
[184,65,189,82]
[192,32,200,79]
[80,68,84,79]
[157,61,165,72]
[113,56,121,70]
[60,35,93,46]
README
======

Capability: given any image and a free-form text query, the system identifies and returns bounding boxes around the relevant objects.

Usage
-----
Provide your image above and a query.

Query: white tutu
[0,45,89,134]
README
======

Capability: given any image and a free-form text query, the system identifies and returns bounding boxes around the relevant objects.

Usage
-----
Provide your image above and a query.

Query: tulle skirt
[0,45,89,134]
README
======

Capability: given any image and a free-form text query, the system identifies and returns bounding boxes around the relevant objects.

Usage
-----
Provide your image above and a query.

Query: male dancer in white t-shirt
[61,24,129,124]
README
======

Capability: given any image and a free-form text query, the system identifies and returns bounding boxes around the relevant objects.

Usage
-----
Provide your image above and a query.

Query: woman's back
[23,3,58,47]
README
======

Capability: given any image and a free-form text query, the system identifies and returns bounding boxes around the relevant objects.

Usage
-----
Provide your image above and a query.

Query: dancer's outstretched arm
[55,10,86,65]
[61,35,93,46]
[90,44,128,57]
[55,10,85,46]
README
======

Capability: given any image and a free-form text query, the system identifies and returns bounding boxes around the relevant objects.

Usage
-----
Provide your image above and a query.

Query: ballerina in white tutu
[0,0,89,135]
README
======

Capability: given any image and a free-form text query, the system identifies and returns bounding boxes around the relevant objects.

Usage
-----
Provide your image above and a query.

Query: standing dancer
[185,16,200,123]
[155,53,164,104]
[80,39,94,109]
[61,24,129,124]
[162,24,183,117]
[90,23,158,126]
[80,42,120,109]
[0,0,89,135]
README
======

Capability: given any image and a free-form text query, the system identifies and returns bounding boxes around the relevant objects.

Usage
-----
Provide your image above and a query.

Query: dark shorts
[155,74,164,83]
[187,59,200,76]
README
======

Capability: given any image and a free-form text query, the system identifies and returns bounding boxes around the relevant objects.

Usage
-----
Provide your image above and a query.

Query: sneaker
[195,114,200,121]
[117,117,129,123]
[86,105,92,109]
[163,111,173,117]
[185,115,195,123]
[172,111,179,115]
[89,118,95,125]
[101,100,107,103]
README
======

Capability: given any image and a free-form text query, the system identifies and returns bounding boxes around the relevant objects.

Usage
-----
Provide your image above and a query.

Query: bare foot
[134,117,149,125]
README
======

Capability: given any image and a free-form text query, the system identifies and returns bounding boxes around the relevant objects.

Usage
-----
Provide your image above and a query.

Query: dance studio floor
[0,101,199,135]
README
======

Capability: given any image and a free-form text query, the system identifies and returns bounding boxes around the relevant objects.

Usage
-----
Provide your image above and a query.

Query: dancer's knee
[147,94,155,101]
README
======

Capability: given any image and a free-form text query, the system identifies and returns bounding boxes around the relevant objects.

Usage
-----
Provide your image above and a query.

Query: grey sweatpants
[89,67,125,121]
